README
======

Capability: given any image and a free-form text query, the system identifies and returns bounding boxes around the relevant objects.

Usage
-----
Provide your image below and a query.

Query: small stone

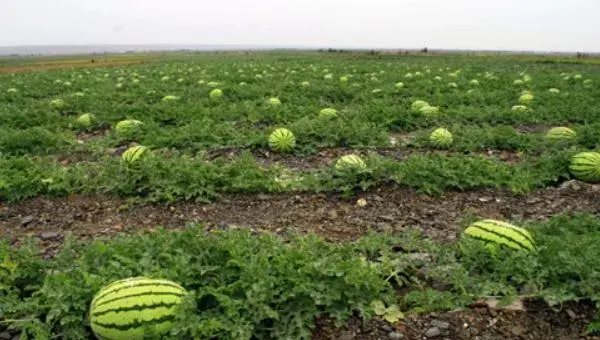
[257,194,269,201]
[39,231,60,241]
[0,332,12,340]
[430,320,450,330]
[478,197,492,202]
[425,327,441,338]
[20,215,34,226]
[376,222,392,232]
[337,331,354,340]
[356,198,367,207]
[388,331,404,339]
[510,325,525,336]
[381,324,393,332]
[559,179,582,191]
[379,215,395,222]
[566,309,577,319]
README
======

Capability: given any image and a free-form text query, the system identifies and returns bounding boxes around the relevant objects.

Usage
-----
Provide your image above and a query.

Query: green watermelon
[269,128,296,152]
[569,152,600,183]
[463,219,535,252]
[89,277,187,340]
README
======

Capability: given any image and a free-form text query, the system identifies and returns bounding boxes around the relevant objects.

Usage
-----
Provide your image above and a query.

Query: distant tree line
[318,47,430,55]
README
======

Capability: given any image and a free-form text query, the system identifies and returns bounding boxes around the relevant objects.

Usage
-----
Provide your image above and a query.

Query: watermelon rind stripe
[131,147,144,161]
[479,220,535,246]
[92,314,176,331]
[92,301,180,317]
[465,226,526,251]
[465,234,521,249]
[466,225,533,251]
[92,291,186,309]
[92,280,183,304]
[92,281,185,306]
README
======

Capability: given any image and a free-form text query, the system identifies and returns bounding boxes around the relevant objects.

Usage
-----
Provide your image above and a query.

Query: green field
[0,51,599,339]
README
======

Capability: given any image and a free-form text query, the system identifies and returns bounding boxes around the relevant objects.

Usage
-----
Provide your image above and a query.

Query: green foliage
[0,228,396,340]
[1,213,598,338]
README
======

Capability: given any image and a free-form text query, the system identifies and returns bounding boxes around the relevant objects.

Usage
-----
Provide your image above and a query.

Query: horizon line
[1,43,598,56]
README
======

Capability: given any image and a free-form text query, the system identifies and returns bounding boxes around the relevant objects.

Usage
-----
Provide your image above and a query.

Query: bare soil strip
[314,300,599,340]
[2,182,598,247]
[0,60,148,74]
[205,147,524,171]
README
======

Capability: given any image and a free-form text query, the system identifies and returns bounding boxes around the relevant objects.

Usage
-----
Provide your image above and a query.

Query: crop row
[2,120,600,158]
[1,212,598,339]
[0,150,572,203]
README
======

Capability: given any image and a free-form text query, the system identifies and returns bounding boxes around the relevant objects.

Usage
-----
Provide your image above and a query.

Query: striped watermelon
[430,128,453,148]
[319,108,338,118]
[89,277,187,340]
[335,154,367,174]
[268,128,296,152]
[463,219,535,252]
[411,100,429,113]
[121,145,148,164]
[115,119,143,135]
[76,113,95,128]
[545,127,576,141]
[569,152,600,183]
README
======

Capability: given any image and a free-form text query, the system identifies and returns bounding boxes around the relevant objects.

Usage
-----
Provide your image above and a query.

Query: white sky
[1,0,598,52]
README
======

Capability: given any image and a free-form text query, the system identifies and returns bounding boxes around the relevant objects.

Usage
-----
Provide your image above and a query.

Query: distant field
[0,51,599,339]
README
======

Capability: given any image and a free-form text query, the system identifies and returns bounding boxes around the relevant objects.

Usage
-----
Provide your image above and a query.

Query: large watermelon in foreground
[463,219,535,252]
[90,277,187,340]
[569,152,600,183]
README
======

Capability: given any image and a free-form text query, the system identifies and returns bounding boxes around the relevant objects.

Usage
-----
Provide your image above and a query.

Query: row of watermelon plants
[2,83,597,131]
[1,213,598,339]
[0,149,574,203]
[3,114,600,157]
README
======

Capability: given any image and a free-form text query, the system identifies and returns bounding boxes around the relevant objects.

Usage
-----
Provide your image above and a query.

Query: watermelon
[518,93,534,105]
[545,127,576,141]
[411,100,429,113]
[511,105,529,113]
[209,88,223,100]
[419,105,440,116]
[569,152,600,183]
[121,146,148,163]
[319,108,338,117]
[115,119,143,135]
[430,128,453,148]
[50,98,66,109]
[268,128,295,152]
[76,113,95,128]
[335,154,367,174]
[463,219,535,252]
[161,95,179,102]
[267,97,281,106]
[89,277,187,340]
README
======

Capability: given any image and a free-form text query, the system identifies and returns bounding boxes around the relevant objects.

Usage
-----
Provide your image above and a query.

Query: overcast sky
[1,0,598,52]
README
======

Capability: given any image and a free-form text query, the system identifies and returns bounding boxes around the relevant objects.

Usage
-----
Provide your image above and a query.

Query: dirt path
[314,300,599,339]
[204,147,524,171]
[1,181,598,249]
[0,60,148,74]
